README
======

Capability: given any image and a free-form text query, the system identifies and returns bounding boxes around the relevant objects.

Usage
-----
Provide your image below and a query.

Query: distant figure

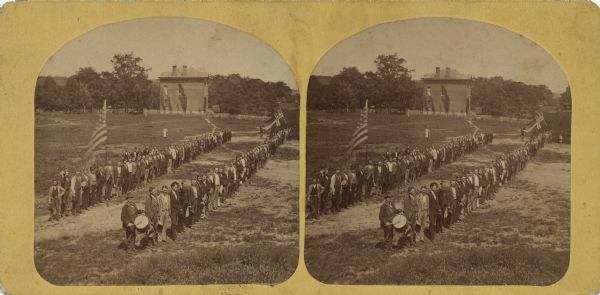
[520,127,525,141]
[259,126,264,138]
[558,133,564,144]
[163,128,168,139]
[425,127,430,142]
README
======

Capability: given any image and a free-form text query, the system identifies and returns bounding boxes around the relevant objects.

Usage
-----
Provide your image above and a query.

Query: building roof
[423,67,472,81]
[159,66,208,78]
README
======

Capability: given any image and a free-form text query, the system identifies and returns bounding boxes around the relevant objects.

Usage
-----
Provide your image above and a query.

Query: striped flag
[84,100,108,160]
[274,109,285,127]
[466,119,480,137]
[345,99,368,157]
[523,112,545,133]
[205,117,218,133]
[264,108,286,131]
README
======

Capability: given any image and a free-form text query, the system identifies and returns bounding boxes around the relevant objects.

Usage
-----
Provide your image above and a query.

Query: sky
[313,18,569,93]
[39,17,297,89]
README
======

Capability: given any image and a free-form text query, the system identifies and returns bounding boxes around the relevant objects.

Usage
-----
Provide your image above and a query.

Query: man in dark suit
[379,194,399,250]
[180,180,192,228]
[169,182,183,240]
[428,182,442,241]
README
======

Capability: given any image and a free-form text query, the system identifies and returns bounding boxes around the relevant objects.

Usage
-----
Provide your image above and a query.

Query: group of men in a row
[120,129,291,250]
[379,131,552,249]
[307,132,494,220]
[46,130,232,221]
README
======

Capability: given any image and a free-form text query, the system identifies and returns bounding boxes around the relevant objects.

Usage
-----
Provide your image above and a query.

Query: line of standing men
[48,130,232,221]
[120,129,291,250]
[379,131,552,249]
[307,132,493,220]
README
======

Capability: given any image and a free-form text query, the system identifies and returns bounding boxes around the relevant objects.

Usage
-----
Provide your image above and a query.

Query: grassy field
[305,111,570,285]
[34,113,299,285]
[306,111,524,176]
[35,112,259,196]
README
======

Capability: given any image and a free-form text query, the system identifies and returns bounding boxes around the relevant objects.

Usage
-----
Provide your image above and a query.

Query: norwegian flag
[345,99,368,157]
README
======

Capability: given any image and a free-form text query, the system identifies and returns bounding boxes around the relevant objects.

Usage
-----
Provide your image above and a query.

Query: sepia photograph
[33,17,299,285]
[304,18,571,285]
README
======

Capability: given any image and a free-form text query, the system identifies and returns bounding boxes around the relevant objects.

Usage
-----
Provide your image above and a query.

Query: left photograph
[34,17,299,285]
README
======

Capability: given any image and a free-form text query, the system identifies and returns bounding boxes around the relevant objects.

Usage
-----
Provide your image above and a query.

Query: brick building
[159,65,209,113]
[422,67,473,114]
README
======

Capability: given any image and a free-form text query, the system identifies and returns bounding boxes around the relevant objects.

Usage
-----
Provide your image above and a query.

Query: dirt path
[34,132,295,243]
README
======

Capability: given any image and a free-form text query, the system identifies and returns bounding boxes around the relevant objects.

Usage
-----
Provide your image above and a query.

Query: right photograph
[305,18,571,285]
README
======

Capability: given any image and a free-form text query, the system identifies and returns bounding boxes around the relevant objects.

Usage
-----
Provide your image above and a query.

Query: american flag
[84,100,108,160]
[345,99,368,157]
[466,119,480,137]
[205,117,218,133]
[264,108,286,131]
[274,109,286,127]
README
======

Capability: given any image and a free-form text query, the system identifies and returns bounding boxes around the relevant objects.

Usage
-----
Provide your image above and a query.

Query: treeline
[307,54,565,118]
[35,53,296,116]
[208,74,294,115]
[35,53,158,113]
[470,77,557,117]
[308,54,420,111]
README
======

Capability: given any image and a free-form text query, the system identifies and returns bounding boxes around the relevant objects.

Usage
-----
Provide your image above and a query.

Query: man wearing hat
[157,186,171,242]
[169,182,183,240]
[329,169,344,213]
[144,187,160,246]
[47,180,65,221]
[317,166,330,213]
[307,177,324,220]
[379,194,400,249]
[121,193,140,251]
[428,182,442,240]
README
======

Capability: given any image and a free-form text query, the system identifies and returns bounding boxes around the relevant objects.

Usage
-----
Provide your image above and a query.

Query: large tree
[35,77,63,110]
[62,67,105,111]
[109,53,152,112]
[372,54,417,111]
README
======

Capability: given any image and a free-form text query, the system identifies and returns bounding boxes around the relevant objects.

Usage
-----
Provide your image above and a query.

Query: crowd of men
[378,131,553,249]
[47,130,233,221]
[120,129,291,250]
[307,132,494,220]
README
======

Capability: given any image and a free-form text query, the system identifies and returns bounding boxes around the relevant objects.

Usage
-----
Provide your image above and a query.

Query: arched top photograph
[305,17,571,286]
[34,17,299,286]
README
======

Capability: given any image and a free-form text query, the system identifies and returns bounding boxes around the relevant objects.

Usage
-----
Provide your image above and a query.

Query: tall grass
[359,247,569,285]
[109,245,298,285]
